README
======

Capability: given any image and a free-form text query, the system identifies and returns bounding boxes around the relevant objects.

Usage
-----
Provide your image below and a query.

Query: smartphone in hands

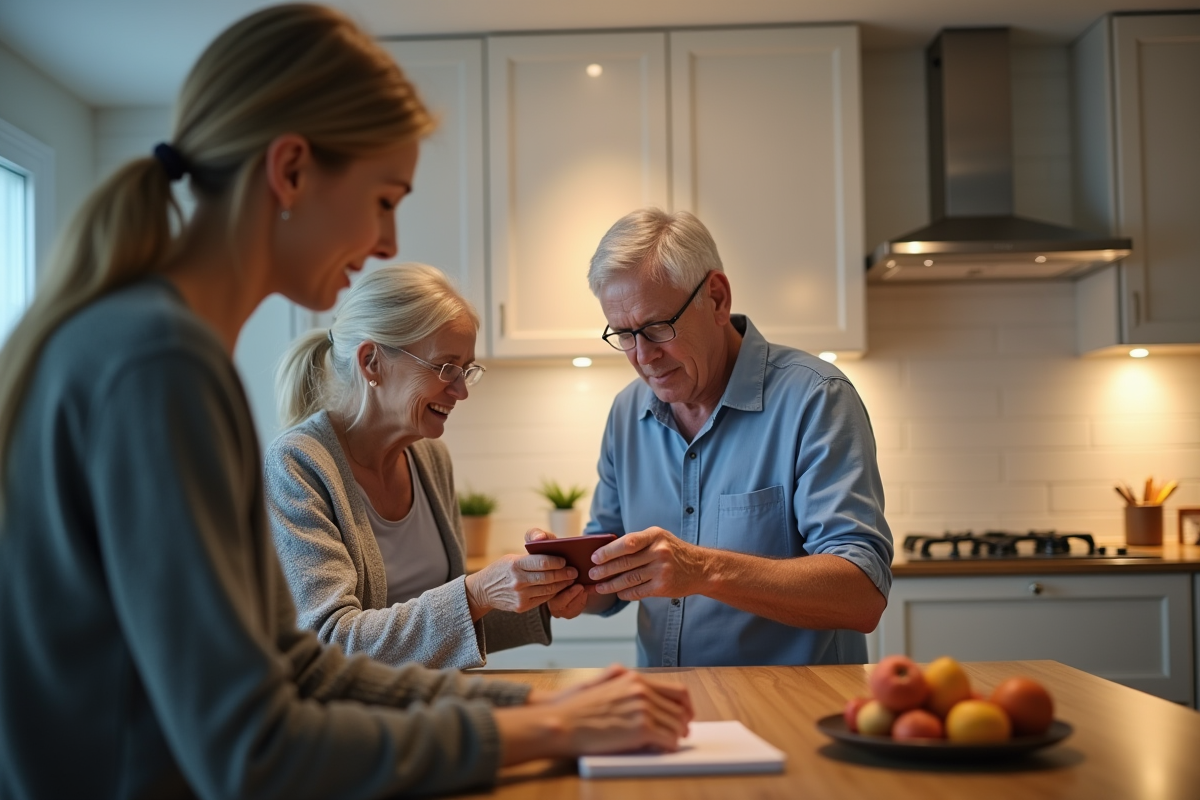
[525,533,618,585]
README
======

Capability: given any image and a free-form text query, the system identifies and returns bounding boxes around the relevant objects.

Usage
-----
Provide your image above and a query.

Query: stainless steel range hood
[866,28,1131,282]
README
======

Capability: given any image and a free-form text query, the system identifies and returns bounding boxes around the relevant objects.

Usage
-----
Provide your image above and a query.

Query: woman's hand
[463,552,577,619]
[495,665,694,764]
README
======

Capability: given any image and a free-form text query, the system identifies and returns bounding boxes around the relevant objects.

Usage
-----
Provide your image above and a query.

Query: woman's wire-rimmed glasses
[601,274,709,352]
[394,348,486,386]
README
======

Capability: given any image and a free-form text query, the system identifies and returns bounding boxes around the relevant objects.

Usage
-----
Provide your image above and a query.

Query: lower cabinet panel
[879,573,1195,706]
[478,609,638,670]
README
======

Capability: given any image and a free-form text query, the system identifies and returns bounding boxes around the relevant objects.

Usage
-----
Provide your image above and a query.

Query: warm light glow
[1129,348,1149,358]
[923,259,934,267]
[886,260,897,268]
[586,63,603,77]
[818,351,838,363]
[1034,255,1047,263]
[572,356,593,367]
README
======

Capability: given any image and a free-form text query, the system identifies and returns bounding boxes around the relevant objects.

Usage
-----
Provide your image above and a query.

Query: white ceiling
[1,1,1195,106]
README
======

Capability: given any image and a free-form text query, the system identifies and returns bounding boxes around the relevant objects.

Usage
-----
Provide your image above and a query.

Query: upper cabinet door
[1111,15,1200,345]
[379,39,487,316]
[309,39,487,333]
[670,27,865,354]
[488,33,669,357]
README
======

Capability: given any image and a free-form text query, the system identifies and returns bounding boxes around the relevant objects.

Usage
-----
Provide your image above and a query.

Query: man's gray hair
[587,208,723,297]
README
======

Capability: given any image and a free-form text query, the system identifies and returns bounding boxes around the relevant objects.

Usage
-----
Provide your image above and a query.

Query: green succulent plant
[535,479,587,510]
[458,490,498,517]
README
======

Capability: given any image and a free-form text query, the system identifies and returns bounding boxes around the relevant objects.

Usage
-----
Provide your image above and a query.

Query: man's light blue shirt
[584,315,893,667]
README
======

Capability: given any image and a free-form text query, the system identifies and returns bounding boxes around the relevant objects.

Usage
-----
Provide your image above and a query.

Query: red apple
[893,709,945,741]
[870,655,930,712]
[856,699,896,736]
[843,696,870,732]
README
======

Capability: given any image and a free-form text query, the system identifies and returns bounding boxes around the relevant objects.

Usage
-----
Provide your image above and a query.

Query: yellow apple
[923,656,972,718]
[855,699,896,736]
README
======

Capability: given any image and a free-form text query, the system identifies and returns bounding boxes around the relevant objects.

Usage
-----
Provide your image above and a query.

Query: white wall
[0,40,94,267]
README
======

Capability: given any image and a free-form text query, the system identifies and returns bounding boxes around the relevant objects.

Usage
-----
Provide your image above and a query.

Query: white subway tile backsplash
[867,388,1001,420]
[909,485,1047,515]
[997,325,1076,356]
[1092,417,1200,447]
[865,327,997,357]
[1005,449,1200,483]
[909,419,1090,450]
[877,452,1003,485]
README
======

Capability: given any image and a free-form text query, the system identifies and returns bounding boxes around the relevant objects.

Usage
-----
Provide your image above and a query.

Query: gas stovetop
[902,530,1159,560]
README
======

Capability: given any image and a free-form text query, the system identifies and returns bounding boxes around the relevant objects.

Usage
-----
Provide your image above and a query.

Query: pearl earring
[281,209,291,221]
[369,380,378,387]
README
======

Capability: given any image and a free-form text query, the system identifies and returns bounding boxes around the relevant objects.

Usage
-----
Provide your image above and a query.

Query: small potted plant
[457,489,498,557]
[535,479,588,538]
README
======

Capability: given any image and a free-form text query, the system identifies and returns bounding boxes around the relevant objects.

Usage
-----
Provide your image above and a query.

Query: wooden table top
[465,661,1200,800]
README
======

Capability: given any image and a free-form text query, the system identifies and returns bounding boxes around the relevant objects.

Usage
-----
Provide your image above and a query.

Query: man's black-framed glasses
[601,274,709,352]
[395,348,486,386]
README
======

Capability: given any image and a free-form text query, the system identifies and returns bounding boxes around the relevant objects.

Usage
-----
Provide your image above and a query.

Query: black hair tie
[153,142,189,182]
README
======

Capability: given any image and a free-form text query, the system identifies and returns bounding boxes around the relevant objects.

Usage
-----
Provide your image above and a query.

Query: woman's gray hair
[275,263,479,429]
[587,207,724,296]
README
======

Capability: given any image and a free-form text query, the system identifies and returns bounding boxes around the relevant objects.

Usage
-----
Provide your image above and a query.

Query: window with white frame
[0,118,55,343]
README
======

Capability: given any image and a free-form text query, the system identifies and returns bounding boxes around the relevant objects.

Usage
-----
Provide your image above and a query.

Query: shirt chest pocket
[715,485,789,557]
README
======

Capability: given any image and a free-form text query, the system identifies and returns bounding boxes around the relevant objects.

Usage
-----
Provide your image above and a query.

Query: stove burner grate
[901,530,1137,559]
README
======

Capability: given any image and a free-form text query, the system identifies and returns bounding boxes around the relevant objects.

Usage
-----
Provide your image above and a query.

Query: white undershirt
[356,449,450,607]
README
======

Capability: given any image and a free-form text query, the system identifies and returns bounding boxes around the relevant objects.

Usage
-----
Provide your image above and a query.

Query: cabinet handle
[499,303,506,337]
[1132,291,1141,327]
[1028,582,1044,596]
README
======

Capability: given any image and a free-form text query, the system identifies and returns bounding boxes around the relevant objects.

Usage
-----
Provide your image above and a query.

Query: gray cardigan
[0,279,530,799]
[265,411,550,669]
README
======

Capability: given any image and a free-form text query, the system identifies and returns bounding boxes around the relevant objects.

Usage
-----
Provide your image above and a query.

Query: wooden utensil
[1115,484,1138,505]
[1143,476,1156,504]
[1154,480,1178,505]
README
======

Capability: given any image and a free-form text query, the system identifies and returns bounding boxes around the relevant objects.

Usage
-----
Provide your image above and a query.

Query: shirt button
[688,451,697,460]
[685,506,694,514]
[671,598,681,606]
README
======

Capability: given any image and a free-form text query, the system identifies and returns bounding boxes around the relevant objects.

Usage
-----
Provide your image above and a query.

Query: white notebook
[578,720,786,779]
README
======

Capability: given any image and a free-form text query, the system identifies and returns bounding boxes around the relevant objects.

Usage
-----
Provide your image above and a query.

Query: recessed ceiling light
[923,259,934,267]
[1129,348,1149,358]
[572,356,593,367]
[586,63,603,77]
[1034,255,1047,263]
[818,351,837,363]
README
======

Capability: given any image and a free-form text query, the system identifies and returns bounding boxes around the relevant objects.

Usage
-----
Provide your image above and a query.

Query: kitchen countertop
[468,660,1200,800]
[892,540,1200,577]
[471,542,1200,578]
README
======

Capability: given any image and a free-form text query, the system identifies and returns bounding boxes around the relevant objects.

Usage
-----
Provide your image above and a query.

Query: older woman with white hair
[266,262,574,668]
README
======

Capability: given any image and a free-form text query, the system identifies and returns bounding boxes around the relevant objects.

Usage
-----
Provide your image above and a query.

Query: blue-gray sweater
[0,279,529,800]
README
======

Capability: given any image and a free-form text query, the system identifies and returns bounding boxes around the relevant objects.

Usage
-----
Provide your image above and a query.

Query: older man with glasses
[528,208,893,668]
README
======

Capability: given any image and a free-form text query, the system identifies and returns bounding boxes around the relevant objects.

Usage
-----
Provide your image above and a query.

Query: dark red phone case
[524,533,617,585]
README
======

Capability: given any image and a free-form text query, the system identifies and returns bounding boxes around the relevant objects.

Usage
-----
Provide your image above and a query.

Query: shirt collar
[637,314,767,422]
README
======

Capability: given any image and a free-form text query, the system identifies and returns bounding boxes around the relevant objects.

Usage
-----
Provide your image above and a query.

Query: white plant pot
[548,508,582,538]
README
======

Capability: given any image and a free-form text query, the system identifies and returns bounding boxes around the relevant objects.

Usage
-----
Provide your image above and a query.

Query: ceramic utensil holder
[1125,505,1163,546]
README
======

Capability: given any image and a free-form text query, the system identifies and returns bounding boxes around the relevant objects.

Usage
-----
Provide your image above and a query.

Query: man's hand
[589,526,710,601]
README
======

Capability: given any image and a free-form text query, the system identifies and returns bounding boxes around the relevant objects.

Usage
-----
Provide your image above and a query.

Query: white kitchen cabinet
[878,573,1195,705]
[670,26,865,354]
[307,38,488,332]
[486,32,669,358]
[1073,13,1200,354]
[478,608,638,670]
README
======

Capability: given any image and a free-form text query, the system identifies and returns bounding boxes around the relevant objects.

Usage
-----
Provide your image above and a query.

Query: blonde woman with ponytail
[266,264,567,670]
[0,5,690,799]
